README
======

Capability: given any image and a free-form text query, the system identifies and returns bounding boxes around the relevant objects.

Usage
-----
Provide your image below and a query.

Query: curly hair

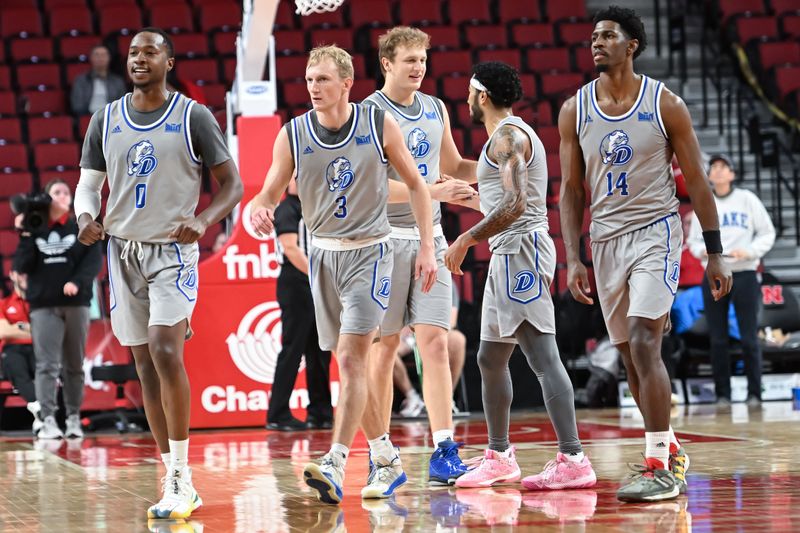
[592,5,647,59]
[472,62,523,108]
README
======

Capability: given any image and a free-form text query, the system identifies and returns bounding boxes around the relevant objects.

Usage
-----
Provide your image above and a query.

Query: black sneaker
[306,417,334,430]
[266,417,308,432]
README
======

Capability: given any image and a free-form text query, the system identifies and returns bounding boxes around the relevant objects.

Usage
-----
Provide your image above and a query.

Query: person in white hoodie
[689,154,776,405]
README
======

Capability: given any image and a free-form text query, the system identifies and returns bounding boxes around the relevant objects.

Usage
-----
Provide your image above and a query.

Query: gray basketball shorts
[107,236,199,347]
[481,231,557,344]
[309,241,394,351]
[591,213,682,345]
[381,235,452,336]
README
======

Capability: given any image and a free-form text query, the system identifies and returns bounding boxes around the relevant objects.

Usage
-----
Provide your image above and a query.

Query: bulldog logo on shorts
[325,156,355,192]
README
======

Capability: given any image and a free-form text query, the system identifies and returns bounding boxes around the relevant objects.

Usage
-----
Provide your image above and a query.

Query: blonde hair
[378,26,431,74]
[307,45,354,80]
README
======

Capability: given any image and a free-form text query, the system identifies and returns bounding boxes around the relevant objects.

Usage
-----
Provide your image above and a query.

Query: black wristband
[702,230,723,254]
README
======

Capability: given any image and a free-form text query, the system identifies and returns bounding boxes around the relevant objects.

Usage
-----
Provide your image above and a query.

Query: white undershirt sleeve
[74,168,106,220]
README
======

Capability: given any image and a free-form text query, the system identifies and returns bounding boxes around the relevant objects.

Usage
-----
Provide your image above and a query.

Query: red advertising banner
[185,115,339,429]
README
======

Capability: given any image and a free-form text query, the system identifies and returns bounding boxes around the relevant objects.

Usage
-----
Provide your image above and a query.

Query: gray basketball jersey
[102,93,202,243]
[477,116,549,252]
[577,75,679,242]
[290,103,391,240]
[363,91,444,228]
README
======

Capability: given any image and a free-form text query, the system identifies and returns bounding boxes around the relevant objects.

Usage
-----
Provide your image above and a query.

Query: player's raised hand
[415,244,438,293]
[250,206,275,236]
[77,213,105,245]
[567,261,594,305]
[706,253,733,301]
[169,217,208,244]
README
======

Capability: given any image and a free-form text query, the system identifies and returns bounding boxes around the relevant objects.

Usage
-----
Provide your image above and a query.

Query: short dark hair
[135,27,175,58]
[593,5,647,59]
[472,61,523,108]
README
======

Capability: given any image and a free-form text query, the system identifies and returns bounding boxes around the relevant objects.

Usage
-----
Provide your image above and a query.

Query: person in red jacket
[0,271,43,434]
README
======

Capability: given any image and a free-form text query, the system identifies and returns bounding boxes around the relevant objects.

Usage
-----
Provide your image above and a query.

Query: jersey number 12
[605,171,629,197]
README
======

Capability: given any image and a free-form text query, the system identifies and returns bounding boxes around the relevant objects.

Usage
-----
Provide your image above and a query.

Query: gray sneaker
[617,460,680,503]
[38,415,64,440]
[65,414,84,439]
[361,453,407,499]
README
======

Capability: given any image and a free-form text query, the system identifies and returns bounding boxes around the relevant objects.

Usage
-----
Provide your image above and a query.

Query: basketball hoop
[294,0,345,16]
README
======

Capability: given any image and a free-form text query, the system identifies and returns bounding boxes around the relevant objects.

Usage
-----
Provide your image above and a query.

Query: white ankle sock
[432,429,454,446]
[565,451,585,463]
[645,431,670,470]
[368,433,397,461]
[668,426,681,450]
[168,439,189,471]
[160,452,171,468]
[329,443,349,465]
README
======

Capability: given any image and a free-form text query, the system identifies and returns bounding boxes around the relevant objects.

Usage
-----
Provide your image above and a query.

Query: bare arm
[249,128,295,235]
[386,175,476,204]
[197,159,244,228]
[444,125,528,274]
[277,233,309,275]
[438,102,478,183]
[0,318,31,341]
[558,96,593,304]
[661,89,733,299]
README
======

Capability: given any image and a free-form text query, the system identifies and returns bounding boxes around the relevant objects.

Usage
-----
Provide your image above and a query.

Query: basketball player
[249,45,438,505]
[559,6,732,502]
[444,61,597,491]
[75,28,244,519]
[361,26,479,487]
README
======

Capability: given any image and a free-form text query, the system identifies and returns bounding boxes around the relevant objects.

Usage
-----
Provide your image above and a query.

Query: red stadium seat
[425,26,461,50]
[511,23,556,48]
[718,0,766,24]
[150,3,196,34]
[545,0,587,22]
[221,57,236,84]
[44,0,88,7]
[0,231,20,256]
[100,5,143,36]
[441,76,470,102]
[473,240,491,262]
[281,80,308,107]
[465,25,509,49]
[0,119,23,145]
[95,0,136,6]
[537,125,560,153]
[776,65,800,98]
[1,7,44,38]
[451,101,471,127]
[10,37,55,63]
[276,55,309,80]
[350,80,377,102]
[28,115,75,144]
[310,28,354,50]
[65,63,92,86]
[0,145,29,172]
[552,236,567,264]
[212,31,237,56]
[23,90,67,116]
[0,92,16,116]
[399,0,444,26]
[0,202,17,229]
[736,16,778,44]
[547,177,561,204]
[497,0,541,23]
[784,15,800,39]
[274,30,307,55]
[451,127,465,154]
[78,114,91,136]
[477,49,521,71]
[171,33,211,58]
[558,21,594,46]
[0,67,11,91]
[0,172,33,198]
[59,35,102,61]
[540,72,584,97]
[574,47,596,74]
[526,47,571,72]
[547,153,561,178]
[49,6,94,36]
[40,170,80,192]
[428,50,472,76]
[419,78,437,95]
[203,83,227,109]
[33,142,80,171]
[515,99,553,126]
[518,73,538,100]
[469,127,488,153]
[547,209,561,235]
[349,0,394,29]
[16,64,62,91]
[274,0,296,29]
[758,41,800,70]
[772,0,800,15]
[2,0,37,6]
[448,0,492,26]
[178,58,220,85]
[300,8,344,30]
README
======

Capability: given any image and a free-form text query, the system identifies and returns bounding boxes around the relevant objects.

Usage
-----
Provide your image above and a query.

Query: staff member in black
[266,178,333,431]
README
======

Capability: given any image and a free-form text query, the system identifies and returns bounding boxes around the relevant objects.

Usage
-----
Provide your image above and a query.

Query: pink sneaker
[521,453,597,490]
[455,448,521,488]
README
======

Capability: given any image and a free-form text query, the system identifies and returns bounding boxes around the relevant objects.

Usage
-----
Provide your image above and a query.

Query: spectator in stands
[0,271,43,434]
[70,45,127,116]
[13,179,102,439]
[688,154,776,405]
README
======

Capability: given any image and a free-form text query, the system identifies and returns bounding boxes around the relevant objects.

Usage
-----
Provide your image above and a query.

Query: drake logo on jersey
[126,140,158,177]
[599,129,633,166]
[325,157,355,192]
[407,128,431,158]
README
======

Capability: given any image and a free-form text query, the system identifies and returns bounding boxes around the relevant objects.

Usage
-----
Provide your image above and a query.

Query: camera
[10,192,52,234]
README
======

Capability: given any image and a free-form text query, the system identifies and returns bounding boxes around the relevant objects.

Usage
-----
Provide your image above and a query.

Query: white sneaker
[398,394,425,418]
[27,401,44,434]
[361,454,407,499]
[304,453,345,504]
[65,414,84,439]
[147,467,203,519]
[38,415,64,440]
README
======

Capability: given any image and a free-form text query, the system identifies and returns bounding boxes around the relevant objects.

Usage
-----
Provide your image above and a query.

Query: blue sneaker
[429,440,468,485]
[430,488,470,527]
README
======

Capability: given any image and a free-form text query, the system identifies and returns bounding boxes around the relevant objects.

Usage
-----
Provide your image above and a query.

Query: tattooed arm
[444,125,530,274]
